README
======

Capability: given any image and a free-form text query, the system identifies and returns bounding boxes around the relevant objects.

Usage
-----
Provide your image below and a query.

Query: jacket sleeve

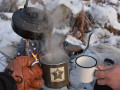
[0,72,17,90]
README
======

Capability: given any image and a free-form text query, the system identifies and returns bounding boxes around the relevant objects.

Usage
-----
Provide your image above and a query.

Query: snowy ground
[0,0,120,90]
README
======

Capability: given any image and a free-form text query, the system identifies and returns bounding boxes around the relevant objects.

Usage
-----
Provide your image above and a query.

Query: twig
[0,61,7,68]
[0,56,5,60]
[85,15,96,28]
[0,51,12,60]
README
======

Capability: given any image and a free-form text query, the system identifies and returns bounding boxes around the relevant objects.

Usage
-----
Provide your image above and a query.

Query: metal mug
[40,55,69,88]
[75,55,97,83]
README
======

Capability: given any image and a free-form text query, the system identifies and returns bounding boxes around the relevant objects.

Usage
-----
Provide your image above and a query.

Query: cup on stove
[75,55,97,83]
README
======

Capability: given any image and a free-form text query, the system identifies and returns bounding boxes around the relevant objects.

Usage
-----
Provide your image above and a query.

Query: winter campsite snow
[0,0,120,90]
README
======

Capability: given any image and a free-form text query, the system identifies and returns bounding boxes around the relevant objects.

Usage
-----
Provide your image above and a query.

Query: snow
[57,0,90,15]
[107,0,118,4]
[27,0,90,15]
[108,36,120,48]
[0,0,2,3]
[89,28,113,45]
[0,18,21,48]
[0,53,7,71]
[65,35,82,46]
[52,27,71,35]
[118,6,120,14]
[89,5,120,29]
[89,5,109,27]
[105,6,120,30]
[16,0,26,8]
[3,13,13,19]
[0,0,120,90]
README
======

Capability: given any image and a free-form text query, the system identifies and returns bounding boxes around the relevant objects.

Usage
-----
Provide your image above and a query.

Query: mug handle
[94,67,98,78]
[31,61,39,66]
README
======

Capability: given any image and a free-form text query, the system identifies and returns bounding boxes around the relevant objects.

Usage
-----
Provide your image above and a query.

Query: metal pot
[41,55,69,88]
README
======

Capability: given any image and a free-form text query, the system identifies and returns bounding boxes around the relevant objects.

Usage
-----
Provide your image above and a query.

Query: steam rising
[42,33,69,64]
[47,5,72,29]
[48,6,66,29]
[39,5,70,64]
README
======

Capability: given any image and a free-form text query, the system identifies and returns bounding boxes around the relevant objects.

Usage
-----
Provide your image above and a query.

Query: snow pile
[89,28,113,45]
[0,0,2,3]
[107,0,118,4]
[89,5,120,30]
[0,18,21,48]
[65,35,83,46]
[52,27,71,35]
[0,53,7,71]
[105,6,120,30]
[43,0,90,14]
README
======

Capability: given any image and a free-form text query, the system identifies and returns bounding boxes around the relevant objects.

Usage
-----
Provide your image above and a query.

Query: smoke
[47,5,72,29]
[31,5,70,64]
[48,6,65,29]
[42,33,69,64]
[38,5,72,64]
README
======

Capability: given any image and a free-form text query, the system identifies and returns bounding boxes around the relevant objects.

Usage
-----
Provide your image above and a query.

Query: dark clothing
[0,72,17,90]
[94,58,114,90]
[94,80,113,90]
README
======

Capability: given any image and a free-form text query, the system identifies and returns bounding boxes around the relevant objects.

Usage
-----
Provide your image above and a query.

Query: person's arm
[0,71,17,90]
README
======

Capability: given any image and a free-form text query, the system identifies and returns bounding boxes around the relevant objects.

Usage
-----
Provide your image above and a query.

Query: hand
[31,0,42,4]
[7,56,43,90]
[95,64,120,90]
